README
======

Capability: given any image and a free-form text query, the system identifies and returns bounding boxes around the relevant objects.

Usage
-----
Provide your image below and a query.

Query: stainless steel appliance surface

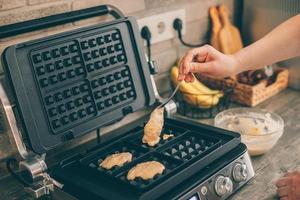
[0,4,254,200]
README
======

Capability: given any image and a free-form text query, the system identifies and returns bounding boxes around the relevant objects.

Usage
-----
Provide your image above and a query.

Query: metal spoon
[264,65,274,78]
[158,82,182,108]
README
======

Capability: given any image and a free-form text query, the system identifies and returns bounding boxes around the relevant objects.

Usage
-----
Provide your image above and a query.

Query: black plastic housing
[2,17,156,154]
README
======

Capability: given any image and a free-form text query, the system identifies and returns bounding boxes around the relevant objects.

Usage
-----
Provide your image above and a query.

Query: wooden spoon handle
[209,7,221,32]
[218,5,230,26]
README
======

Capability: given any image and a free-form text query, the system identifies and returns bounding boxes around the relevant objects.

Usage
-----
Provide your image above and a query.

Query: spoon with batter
[142,83,181,146]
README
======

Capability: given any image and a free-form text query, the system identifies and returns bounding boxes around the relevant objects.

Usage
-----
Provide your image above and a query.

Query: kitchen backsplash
[0,0,241,178]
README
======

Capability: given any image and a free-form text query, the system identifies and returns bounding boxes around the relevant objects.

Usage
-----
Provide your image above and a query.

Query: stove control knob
[233,163,248,182]
[214,176,233,196]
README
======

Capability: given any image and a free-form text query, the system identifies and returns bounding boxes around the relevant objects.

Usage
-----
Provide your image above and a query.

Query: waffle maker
[0,5,254,200]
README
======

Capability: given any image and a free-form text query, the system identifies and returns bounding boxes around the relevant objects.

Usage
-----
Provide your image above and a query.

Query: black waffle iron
[0,5,254,200]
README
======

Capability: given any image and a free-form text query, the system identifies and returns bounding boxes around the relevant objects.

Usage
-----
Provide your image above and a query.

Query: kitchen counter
[1,88,300,200]
[177,88,300,200]
[230,88,300,200]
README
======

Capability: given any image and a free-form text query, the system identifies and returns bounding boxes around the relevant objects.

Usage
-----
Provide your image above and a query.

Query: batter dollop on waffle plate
[142,107,164,146]
[127,161,165,181]
[100,152,132,170]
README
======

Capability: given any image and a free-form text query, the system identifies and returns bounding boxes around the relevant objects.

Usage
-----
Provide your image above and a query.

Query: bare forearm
[234,14,300,72]
[178,14,300,81]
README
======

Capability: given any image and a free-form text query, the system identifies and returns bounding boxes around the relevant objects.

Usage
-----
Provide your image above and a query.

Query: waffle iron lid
[1,16,156,154]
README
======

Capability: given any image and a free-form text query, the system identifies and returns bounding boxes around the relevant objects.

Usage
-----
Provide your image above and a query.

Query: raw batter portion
[225,116,271,135]
[162,134,174,140]
[100,152,132,170]
[127,161,165,181]
[142,107,164,146]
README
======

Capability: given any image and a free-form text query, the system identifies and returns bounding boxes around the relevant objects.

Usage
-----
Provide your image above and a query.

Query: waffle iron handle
[0,4,124,39]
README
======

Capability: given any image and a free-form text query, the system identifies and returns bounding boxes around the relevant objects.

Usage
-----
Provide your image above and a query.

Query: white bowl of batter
[214,107,284,156]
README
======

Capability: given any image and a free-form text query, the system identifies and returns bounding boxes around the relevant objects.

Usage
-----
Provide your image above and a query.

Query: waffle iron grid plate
[2,17,155,154]
[81,123,222,190]
[66,118,241,200]
[51,118,241,200]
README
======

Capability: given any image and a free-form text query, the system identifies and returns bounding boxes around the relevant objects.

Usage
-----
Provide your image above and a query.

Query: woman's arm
[235,14,300,70]
[178,14,300,82]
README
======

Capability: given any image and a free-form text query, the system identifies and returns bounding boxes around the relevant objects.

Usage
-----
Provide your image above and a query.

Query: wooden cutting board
[218,5,243,54]
[209,7,222,51]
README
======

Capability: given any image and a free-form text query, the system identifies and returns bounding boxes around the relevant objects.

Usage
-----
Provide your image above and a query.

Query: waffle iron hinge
[20,155,64,198]
[0,83,63,198]
[147,58,177,116]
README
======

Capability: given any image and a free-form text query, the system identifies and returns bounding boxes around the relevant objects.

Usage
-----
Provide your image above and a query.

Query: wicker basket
[196,68,289,107]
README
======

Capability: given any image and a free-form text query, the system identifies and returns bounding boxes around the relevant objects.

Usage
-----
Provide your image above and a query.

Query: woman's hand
[178,45,241,82]
[276,171,300,200]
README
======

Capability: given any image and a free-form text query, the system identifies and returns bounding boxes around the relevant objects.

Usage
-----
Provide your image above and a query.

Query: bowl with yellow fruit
[214,108,284,156]
[170,66,224,109]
